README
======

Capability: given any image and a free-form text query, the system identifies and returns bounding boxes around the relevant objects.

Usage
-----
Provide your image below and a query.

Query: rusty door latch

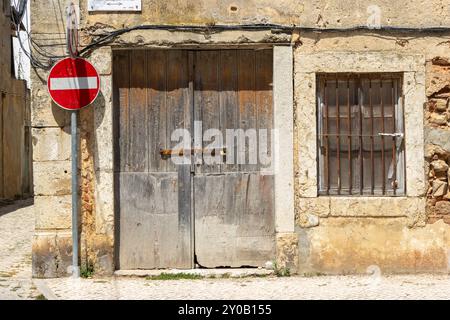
[159,147,227,159]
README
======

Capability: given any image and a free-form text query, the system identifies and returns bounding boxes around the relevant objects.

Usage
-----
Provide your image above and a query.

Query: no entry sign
[47,57,100,110]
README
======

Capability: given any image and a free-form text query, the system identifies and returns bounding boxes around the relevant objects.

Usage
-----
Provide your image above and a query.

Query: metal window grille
[317,73,405,196]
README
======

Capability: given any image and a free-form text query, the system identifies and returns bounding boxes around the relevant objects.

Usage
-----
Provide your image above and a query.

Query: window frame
[316,73,406,197]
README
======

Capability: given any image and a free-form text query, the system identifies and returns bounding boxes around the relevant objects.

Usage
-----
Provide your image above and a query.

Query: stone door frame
[91,43,296,271]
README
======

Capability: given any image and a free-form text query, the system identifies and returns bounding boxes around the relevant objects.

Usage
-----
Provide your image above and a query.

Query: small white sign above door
[88,0,141,12]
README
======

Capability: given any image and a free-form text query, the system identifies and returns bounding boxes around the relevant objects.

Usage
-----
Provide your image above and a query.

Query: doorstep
[114,268,274,278]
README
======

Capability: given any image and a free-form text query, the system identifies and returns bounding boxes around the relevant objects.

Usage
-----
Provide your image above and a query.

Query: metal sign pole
[67,2,80,279]
[71,110,80,278]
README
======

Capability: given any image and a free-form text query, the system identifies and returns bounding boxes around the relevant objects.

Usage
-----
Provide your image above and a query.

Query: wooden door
[114,50,193,269]
[114,49,275,270]
[193,50,275,268]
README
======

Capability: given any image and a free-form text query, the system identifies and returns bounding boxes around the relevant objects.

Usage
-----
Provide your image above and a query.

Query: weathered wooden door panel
[194,173,275,267]
[118,172,184,268]
[114,50,192,269]
[115,49,274,270]
[193,49,276,268]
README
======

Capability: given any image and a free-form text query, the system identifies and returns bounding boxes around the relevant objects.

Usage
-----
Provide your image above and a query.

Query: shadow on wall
[50,92,105,133]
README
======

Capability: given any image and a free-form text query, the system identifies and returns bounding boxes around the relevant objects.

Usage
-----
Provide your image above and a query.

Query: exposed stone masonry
[425,57,450,224]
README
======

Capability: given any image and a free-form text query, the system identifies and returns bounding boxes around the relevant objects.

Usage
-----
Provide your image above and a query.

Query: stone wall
[31,0,450,277]
[425,57,450,224]
[78,0,450,29]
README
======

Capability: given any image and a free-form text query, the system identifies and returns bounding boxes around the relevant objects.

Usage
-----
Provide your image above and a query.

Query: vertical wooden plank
[128,50,148,172]
[178,51,194,269]
[238,50,257,172]
[220,50,239,173]
[166,50,189,173]
[114,51,130,172]
[255,50,273,172]
[178,164,192,268]
[112,51,123,269]
[147,50,167,172]
[194,51,220,174]
[188,51,195,265]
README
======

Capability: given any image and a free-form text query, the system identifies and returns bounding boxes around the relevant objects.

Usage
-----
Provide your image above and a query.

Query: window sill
[298,196,425,218]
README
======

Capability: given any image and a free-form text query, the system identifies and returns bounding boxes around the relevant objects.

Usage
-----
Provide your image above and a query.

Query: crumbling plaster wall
[31,0,450,277]
[294,31,450,274]
[78,0,450,28]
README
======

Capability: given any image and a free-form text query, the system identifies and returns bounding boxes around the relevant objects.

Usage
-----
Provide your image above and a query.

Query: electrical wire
[78,23,450,55]
[7,0,450,69]
[10,0,62,69]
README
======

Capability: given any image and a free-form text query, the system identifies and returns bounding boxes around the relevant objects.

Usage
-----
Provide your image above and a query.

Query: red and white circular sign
[47,57,100,110]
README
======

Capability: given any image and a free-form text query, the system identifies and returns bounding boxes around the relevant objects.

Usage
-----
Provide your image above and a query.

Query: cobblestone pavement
[0,199,40,300]
[42,274,450,300]
[1,201,450,300]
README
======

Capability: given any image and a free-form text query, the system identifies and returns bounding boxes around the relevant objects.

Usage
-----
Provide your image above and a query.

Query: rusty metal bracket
[160,147,227,158]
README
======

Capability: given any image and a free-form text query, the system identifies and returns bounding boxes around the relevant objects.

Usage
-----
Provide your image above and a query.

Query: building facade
[31,0,450,277]
[0,1,32,202]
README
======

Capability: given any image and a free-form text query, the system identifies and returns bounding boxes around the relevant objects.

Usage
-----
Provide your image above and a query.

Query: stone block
[35,196,72,230]
[297,213,320,228]
[276,233,299,274]
[34,161,71,196]
[429,112,448,126]
[425,127,450,152]
[32,232,72,278]
[431,159,449,174]
[329,197,422,218]
[434,98,448,112]
[435,201,450,215]
[296,197,330,218]
[425,144,450,161]
[426,65,450,97]
[432,180,448,197]
[32,127,71,161]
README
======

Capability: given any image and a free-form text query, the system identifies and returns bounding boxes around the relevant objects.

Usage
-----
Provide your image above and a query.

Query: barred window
[317,74,405,196]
